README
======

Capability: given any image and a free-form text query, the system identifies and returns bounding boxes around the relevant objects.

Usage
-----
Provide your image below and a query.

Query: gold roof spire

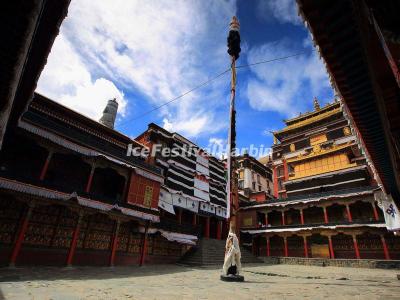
[313,97,321,111]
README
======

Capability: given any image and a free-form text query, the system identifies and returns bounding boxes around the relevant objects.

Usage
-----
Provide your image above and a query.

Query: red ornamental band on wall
[127,172,161,209]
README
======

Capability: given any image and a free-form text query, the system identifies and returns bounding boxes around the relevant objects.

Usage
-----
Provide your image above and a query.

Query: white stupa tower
[99,98,118,129]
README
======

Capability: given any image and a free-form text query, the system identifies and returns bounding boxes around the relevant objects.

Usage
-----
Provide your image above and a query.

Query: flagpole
[227,55,237,234]
[226,16,240,236]
[221,16,243,282]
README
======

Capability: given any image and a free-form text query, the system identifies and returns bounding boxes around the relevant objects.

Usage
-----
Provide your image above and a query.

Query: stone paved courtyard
[0,264,399,299]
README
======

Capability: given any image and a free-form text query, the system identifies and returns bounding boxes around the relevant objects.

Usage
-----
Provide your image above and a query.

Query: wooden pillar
[252,236,256,255]
[352,234,360,259]
[50,207,64,247]
[39,150,53,180]
[266,235,270,257]
[265,212,268,227]
[9,202,35,267]
[216,220,222,240]
[109,219,121,267]
[66,210,84,267]
[192,213,197,226]
[139,222,150,266]
[283,236,288,257]
[85,164,96,193]
[121,174,130,203]
[328,235,335,259]
[300,209,304,225]
[303,235,309,258]
[281,211,285,226]
[178,208,182,225]
[371,202,379,221]
[380,235,391,260]
[346,204,353,222]
[205,217,210,239]
[283,160,289,181]
[273,166,278,198]
[323,206,329,224]
[126,223,132,252]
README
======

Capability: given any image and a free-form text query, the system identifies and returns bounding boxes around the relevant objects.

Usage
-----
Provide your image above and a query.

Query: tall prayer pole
[221,16,243,282]
[226,16,241,236]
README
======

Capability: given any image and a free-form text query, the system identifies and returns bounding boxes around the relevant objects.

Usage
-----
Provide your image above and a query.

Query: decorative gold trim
[343,126,351,136]
[276,107,341,134]
[287,142,353,163]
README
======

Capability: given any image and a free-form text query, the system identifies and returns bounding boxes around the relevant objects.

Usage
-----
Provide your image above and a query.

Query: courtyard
[0,263,399,300]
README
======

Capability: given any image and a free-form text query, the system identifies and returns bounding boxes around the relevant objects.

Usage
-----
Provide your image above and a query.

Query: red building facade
[0,93,188,267]
[137,124,229,242]
[240,101,400,260]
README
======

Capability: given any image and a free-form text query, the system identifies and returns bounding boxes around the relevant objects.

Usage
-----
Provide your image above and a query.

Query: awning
[0,177,159,223]
[159,230,198,245]
[136,225,198,245]
[240,187,375,210]
[241,223,386,235]
[18,120,163,183]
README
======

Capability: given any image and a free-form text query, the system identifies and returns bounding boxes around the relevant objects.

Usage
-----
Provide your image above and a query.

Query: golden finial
[313,97,320,111]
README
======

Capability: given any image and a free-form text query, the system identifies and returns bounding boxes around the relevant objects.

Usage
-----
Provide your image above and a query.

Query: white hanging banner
[158,189,175,215]
[196,163,209,176]
[375,190,400,231]
[186,198,199,213]
[216,207,226,218]
[196,154,209,168]
[172,193,187,209]
[194,177,209,192]
[194,188,210,201]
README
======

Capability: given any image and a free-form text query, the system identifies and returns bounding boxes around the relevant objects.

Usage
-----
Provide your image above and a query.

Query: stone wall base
[259,256,400,269]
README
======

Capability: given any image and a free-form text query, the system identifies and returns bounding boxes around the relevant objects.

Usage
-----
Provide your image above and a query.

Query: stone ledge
[259,256,400,269]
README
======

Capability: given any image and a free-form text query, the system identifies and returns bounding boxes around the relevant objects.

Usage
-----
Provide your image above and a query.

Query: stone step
[179,238,263,266]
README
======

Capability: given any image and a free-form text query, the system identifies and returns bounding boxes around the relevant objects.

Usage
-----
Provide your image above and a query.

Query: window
[239,170,244,179]
[238,180,244,189]
[258,185,262,191]
[252,182,256,190]
[277,166,284,177]
[293,153,351,178]
[278,179,284,191]
[257,174,261,183]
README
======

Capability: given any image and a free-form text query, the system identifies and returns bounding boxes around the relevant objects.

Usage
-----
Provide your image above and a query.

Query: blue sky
[37,0,333,157]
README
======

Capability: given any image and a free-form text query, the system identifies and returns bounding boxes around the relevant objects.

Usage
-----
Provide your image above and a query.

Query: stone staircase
[179,238,262,266]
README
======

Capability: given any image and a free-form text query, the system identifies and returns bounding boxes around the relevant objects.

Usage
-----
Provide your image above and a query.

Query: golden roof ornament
[313,97,321,111]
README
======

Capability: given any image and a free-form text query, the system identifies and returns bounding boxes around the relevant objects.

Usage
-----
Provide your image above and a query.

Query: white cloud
[246,39,331,117]
[38,0,237,137]
[37,33,126,121]
[262,128,277,136]
[207,137,227,159]
[209,137,225,148]
[257,0,300,25]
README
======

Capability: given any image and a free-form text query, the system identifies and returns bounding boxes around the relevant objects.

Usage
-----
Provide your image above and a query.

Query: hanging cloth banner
[186,198,199,213]
[158,189,175,215]
[375,190,400,231]
[172,193,187,209]
[216,206,227,218]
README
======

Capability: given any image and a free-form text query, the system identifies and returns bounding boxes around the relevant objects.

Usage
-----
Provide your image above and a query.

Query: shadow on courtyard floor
[0,264,195,283]
[0,262,269,283]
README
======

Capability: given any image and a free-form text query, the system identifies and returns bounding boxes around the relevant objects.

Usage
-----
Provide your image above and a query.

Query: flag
[375,190,400,231]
